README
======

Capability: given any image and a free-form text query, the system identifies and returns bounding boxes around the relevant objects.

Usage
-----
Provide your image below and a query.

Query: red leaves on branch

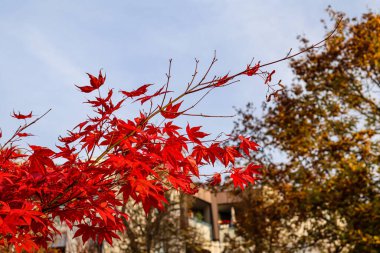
[1,61,265,252]
[135,86,170,105]
[230,164,261,189]
[0,26,330,249]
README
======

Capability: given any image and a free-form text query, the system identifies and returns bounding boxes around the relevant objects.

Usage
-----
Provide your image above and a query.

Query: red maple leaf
[222,146,242,166]
[12,111,33,119]
[191,145,208,164]
[230,164,260,189]
[17,132,34,137]
[87,70,106,89]
[162,122,181,137]
[208,173,221,186]
[186,124,209,145]
[160,100,183,119]
[230,168,249,189]
[28,145,55,175]
[215,74,230,87]
[238,135,259,156]
[245,62,260,76]
[76,70,106,93]
[121,84,152,98]
[265,70,276,84]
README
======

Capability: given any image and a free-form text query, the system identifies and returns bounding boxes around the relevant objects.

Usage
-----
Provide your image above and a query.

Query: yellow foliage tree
[228,8,380,253]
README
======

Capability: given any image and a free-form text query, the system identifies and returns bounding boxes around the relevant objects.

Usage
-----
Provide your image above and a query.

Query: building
[185,188,239,253]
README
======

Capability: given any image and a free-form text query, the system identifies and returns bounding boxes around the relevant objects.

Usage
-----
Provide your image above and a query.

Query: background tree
[228,8,380,253]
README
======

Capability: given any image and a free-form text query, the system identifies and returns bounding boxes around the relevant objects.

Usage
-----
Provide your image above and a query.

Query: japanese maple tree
[0,31,334,252]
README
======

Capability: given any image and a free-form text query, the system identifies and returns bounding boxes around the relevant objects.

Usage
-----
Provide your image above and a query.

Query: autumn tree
[228,8,380,253]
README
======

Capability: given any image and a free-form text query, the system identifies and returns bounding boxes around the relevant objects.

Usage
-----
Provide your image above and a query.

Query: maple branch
[42,191,84,213]
[182,113,235,118]
[92,21,341,165]
[43,175,83,212]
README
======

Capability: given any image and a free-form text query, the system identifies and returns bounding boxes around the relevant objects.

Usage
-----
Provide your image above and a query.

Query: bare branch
[182,113,235,118]
[160,59,173,108]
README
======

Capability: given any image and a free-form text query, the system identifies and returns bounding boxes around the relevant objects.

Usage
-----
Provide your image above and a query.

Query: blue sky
[0,1,379,149]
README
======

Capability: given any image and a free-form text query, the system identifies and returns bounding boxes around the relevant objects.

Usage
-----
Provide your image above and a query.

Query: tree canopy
[229,8,380,253]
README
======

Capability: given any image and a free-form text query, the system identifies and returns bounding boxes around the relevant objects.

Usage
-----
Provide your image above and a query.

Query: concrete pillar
[231,206,236,225]
[211,194,220,241]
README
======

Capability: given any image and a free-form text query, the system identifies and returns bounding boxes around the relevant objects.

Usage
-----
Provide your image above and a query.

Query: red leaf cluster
[215,74,230,87]
[245,62,260,76]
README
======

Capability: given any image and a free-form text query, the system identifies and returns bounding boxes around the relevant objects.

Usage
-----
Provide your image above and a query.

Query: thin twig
[195,51,217,88]
[186,58,199,90]
[160,59,172,108]
[285,48,293,58]
[182,113,235,118]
